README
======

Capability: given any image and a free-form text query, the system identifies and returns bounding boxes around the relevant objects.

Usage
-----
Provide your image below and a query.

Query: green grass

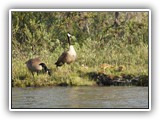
[12,38,148,87]
[11,11,149,87]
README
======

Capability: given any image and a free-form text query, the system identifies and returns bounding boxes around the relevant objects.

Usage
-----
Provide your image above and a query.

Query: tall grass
[12,38,148,87]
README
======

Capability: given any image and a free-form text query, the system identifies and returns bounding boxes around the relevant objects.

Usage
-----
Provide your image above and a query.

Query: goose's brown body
[25,57,51,76]
[55,33,76,67]
[55,45,76,66]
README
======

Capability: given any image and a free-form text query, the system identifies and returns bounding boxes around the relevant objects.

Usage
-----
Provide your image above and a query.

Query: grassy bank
[11,11,149,87]
[12,38,148,87]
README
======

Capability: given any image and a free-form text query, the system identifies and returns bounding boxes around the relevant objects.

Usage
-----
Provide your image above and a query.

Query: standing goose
[55,33,77,67]
[25,57,51,77]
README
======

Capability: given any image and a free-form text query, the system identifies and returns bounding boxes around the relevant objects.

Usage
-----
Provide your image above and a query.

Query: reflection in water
[12,86,148,109]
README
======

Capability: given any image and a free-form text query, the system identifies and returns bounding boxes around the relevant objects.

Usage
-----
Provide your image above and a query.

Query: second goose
[55,33,77,67]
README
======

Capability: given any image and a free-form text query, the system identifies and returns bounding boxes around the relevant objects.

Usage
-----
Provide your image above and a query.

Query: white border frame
[9,9,151,111]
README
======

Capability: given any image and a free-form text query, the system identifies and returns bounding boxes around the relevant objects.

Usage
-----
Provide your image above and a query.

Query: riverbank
[12,58,148,87]
[12,73,148,87]
[11,12,149,87]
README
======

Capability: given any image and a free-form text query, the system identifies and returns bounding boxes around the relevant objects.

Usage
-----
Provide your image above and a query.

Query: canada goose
[55,33,76,67]
[25,57,51,77]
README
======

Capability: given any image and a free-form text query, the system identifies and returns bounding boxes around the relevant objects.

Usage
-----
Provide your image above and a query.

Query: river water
[11,86,148,109]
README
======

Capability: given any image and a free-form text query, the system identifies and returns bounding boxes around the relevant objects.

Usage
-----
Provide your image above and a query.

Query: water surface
[12,86,148,109]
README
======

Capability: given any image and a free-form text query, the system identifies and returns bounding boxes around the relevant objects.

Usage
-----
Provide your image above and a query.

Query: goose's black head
[39,63,51,76]
[67,33,72,45]
[46,69,52,76]
[67,33,71,37]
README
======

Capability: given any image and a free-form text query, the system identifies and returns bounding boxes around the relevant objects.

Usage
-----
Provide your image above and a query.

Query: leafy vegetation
[11,11,149,87]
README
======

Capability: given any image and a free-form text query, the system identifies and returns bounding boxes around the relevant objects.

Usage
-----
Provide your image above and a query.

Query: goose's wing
[25,57,42,70]
[55,51,68,66]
